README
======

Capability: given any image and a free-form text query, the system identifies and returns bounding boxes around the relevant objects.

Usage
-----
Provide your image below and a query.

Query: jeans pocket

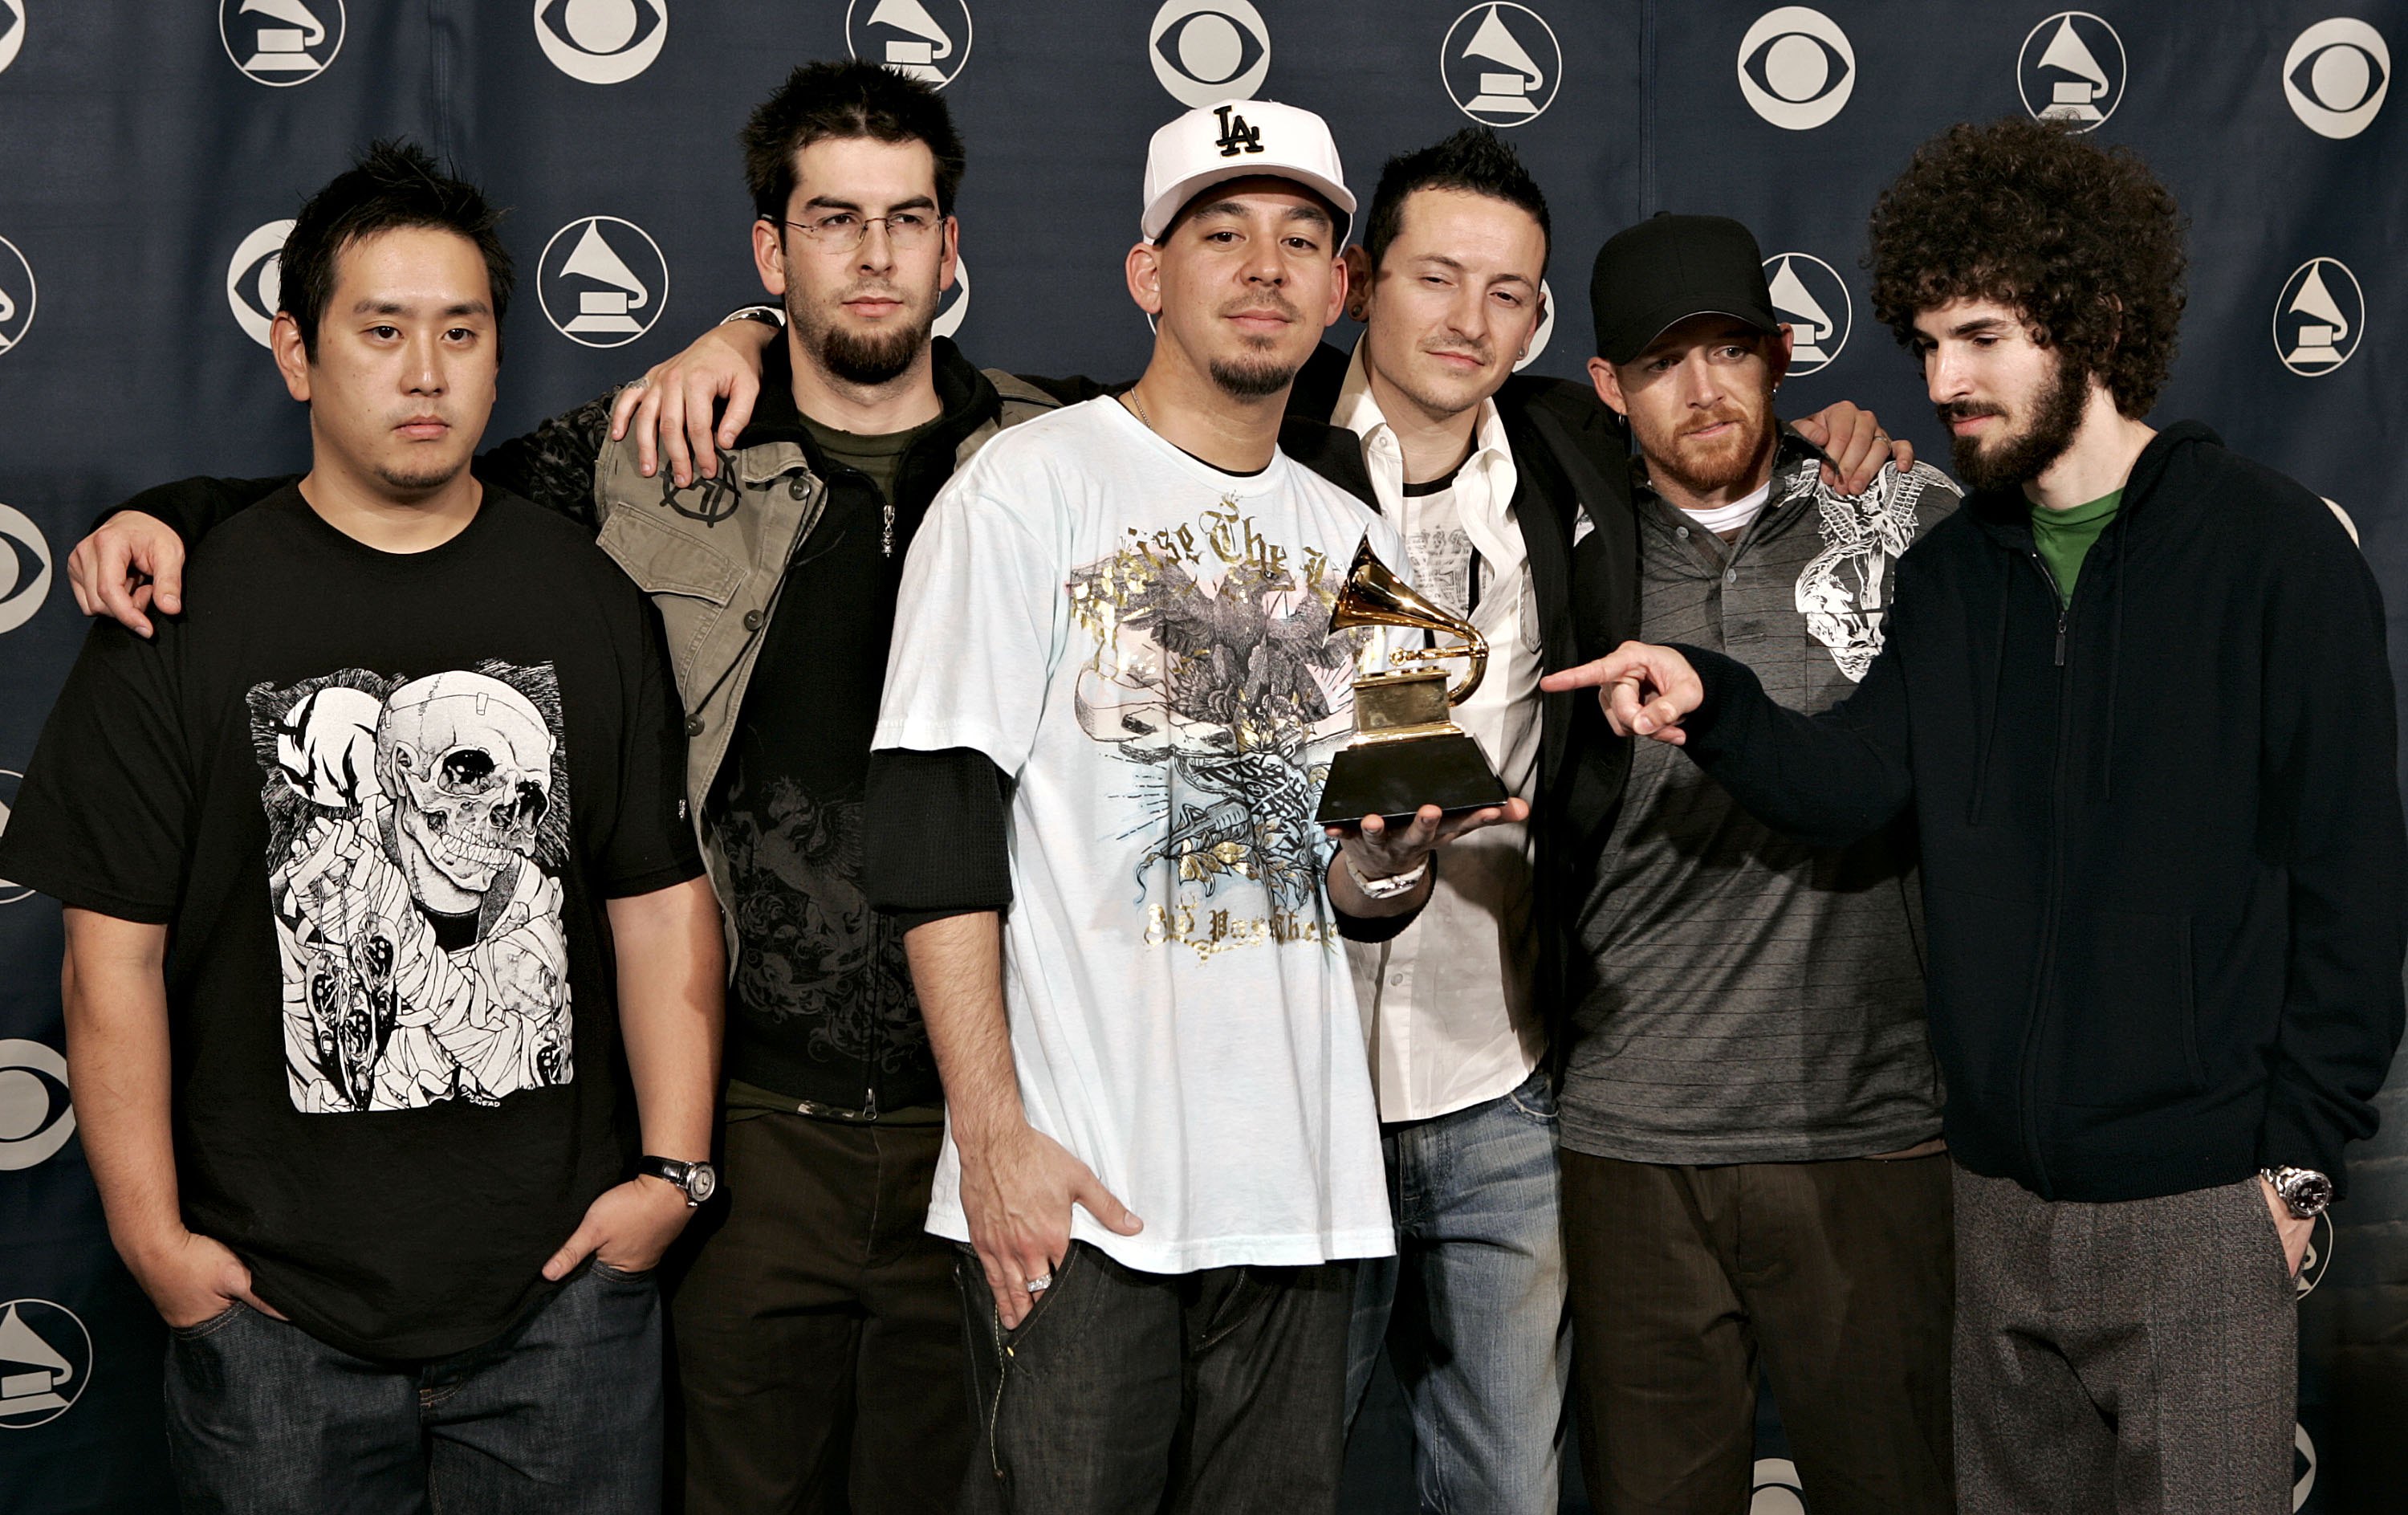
[1504,1070,1560,1125]
[589,1259,657,1285]
[168,1301,248,1341]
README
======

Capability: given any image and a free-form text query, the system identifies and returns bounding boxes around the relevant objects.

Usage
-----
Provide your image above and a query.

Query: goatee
[1207,356,1297,399]
[816,318,928,387]
[1944,354,2087,492]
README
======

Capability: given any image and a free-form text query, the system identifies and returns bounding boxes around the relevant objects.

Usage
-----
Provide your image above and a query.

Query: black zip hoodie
[1670,422,2404,1201]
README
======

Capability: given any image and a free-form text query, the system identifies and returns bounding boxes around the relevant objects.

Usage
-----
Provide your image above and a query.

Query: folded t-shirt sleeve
[869,462,1060,773]
[0,619,194,922]
[598,593,706,898]
[863,747,1015,927]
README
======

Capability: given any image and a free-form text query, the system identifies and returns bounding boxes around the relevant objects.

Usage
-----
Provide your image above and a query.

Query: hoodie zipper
[2014,550,2074,1193]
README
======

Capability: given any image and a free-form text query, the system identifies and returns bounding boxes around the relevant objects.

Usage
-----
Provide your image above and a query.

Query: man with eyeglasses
[62,59,1064,1515]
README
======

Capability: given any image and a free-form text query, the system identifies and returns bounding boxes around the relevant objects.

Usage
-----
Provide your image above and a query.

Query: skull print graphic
[250,662,575,1113]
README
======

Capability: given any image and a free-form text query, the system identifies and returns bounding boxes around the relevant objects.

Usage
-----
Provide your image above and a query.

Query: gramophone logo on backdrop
[219,0,344,86]
[534,0,667,85]
[0,234,34,356]
[1150,0,1270,108]
[0,1299,89,1430]
[2284,18,2389,139]
[2017,13,2125,132]
[0,505,51,635]
[1749,1458,1806,1514]
[1763,252,1850,375]
[2274,258,2362,377]
[0,1038,75,1170]
[1442,5,1561,126]
[934,256,970,340]
[0,769,31,904]
[848,0,971,90]
[0,1,26,76]
[226,219,295,348]
[1737,8,1854,130]
[2295,1423,2317,1510]
[540,217,669,348]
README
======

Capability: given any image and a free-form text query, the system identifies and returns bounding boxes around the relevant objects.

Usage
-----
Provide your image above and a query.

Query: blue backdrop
[1,3,2400,1510]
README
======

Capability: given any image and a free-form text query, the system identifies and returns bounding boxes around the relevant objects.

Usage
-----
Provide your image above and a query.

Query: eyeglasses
[776,210,942,254]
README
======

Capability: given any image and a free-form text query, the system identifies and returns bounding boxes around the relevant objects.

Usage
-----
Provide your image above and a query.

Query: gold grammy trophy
[1314,538,1510,825]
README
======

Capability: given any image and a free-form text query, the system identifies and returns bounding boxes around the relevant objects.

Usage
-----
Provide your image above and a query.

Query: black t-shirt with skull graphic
[0,484,702,1361]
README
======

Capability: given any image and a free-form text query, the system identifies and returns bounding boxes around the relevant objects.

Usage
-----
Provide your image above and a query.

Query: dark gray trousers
[1953,1167,2297,1514]
[954,1240,1357,1515]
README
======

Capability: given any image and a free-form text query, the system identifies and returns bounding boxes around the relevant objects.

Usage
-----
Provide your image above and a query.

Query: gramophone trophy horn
[1314,537,1511,826]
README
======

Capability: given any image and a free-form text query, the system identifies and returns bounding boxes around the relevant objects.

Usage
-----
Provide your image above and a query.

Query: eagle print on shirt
[1068,501,1372,948]
[249,663,575,1114]
[1793,463,1932,681]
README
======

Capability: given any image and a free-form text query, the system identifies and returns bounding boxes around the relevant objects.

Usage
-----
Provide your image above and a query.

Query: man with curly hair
[1546,118,2405,1513]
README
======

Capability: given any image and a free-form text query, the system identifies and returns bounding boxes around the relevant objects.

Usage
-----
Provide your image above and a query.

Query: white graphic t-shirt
[876,397,1401,1273]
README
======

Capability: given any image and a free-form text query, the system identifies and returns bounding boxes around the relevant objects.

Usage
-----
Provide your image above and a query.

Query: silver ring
[1025,1273,1052,1294]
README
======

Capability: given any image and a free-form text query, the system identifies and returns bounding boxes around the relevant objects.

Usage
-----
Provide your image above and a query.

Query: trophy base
[1315,732,1510,827]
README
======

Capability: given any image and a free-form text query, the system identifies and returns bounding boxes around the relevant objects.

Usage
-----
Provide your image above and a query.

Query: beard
[1941,351,2087,492]
[791,281,938,387]
[1633,399,1775,500]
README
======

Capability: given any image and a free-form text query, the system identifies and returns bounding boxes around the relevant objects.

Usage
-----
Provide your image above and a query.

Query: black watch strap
[637,1155,718,1207]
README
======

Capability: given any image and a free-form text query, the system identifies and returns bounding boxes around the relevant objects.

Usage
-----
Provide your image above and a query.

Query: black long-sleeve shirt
[1674,422,2404,1201]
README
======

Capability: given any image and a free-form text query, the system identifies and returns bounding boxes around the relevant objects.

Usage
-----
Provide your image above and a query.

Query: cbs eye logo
[0,513,51,636]
[535,0,667,85]
[226,220,295,349]
[0,234,34,356]
[0,0,25,76]
[1737,7,1854,131]
[1150,0,1270,108]
[2285,18,2389,138]
[0,1038,75,1171]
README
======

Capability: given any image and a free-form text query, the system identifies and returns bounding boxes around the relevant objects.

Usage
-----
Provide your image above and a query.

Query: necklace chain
[1124,385,1153,432]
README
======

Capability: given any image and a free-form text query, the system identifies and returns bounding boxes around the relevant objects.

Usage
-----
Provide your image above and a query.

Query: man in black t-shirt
[0,144,721,1514]
[62,63,1054,1515]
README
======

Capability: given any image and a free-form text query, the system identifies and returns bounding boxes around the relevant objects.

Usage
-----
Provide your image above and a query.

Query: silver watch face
[686,1163,718,1203]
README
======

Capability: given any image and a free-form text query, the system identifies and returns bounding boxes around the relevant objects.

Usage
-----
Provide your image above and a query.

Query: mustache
[1936,401,2005,424]
[1219,295,1300,322]
[1422,339,1494,366]
[1677,405,1752,440]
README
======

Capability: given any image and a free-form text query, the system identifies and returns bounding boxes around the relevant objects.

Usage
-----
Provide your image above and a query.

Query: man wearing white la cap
[863,99,1523,1513]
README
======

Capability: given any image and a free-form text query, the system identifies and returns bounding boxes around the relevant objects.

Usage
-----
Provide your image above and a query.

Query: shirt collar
[1333,337,1513,486]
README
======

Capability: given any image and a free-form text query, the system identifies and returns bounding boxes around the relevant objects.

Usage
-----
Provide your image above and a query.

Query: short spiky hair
[1868,117,2187,417]
[279,139,513,358]
[1363,127,1551,271]
[741,59,966,222]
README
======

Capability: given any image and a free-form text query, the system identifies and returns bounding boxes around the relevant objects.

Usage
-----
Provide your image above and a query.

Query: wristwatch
[2260,1165,2333,1219]
[1343,853,1430,901]
[637,1155,719,1208]
[719,303,786,329]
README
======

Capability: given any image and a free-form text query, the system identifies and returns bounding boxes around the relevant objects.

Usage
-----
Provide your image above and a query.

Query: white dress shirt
[1332,340,1547,1122]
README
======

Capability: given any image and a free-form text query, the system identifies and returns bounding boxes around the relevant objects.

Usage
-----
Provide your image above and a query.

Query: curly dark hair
[1867,118,2186,417]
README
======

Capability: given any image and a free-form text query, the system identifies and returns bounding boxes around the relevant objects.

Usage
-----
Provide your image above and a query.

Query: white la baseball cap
[1139,99,1355,246]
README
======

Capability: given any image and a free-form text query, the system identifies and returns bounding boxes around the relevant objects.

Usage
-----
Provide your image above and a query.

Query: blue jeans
[163,1259,662,1514]
[1344,1065,1573,1514]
